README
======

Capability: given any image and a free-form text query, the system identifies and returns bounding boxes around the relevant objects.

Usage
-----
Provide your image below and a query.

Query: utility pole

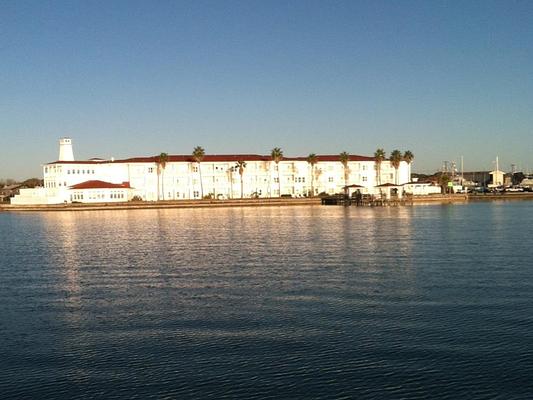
[461,155,464,184]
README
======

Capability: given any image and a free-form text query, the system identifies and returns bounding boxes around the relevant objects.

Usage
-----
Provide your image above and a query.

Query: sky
[2,0,533,179]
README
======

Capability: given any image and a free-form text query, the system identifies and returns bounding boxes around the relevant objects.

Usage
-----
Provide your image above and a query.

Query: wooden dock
[321,194,413,207]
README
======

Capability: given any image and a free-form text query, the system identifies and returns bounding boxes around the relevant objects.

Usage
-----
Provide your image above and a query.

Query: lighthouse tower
[59,137,74,161]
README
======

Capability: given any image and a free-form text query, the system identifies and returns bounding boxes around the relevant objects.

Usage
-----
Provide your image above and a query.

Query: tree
[157,152,169,200]
[440,173,451,194]
[389,149,402,185]
[374,148,386,185]
[235,160,247,198]
[339,151,350,193]
[306,153,317,196]
[21,178,43,188]
[0,178,16,188]
[403,150,414,182]
[512,172,525,186]
[271,147,283,197]
[192,146,205,198]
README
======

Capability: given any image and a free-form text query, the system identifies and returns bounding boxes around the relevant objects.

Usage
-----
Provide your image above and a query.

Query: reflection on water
[1,203,533,399]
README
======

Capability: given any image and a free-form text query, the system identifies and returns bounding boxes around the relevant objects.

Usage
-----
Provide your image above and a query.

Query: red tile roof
[69,180,131,190]
[48,154,376,165]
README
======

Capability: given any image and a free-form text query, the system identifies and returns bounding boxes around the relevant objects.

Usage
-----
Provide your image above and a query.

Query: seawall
[2,192,533,212]
[0,197,322,212]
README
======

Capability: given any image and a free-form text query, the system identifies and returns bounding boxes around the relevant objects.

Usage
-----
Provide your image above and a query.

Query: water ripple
[1,203,533,399]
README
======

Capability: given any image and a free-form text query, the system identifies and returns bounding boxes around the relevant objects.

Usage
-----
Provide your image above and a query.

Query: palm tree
[271,147,283,197]
[339,151,350,194]
[403,150,414,182]
[306,153,317,196]
[157,152,168,200]
[235,160,247,198]
[192,146,205,198]
[390,149,402,185]
[374,148,386,185]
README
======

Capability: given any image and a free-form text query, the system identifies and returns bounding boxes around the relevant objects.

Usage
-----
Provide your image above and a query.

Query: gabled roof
[47,154,376,165]
[375,183,402,187]
[69,180,131,190]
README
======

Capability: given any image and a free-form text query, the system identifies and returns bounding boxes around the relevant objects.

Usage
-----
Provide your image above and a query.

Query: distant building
[488,156,506,188]
[489,170,505,187]
[521,178,533,189]
[403,179,441,195]
[0,184,22,202]
[12,138,412,204]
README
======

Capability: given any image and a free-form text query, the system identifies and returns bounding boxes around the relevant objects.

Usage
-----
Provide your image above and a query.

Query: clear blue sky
[2,0,533,179]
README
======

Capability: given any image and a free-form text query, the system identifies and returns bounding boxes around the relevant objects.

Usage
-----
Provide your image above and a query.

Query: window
[67,170,70,174]
[274,177,279,183]
[362,165,367,171]
[193,191,200,198]
[192,166,199,173]
[328,177,334,182]
[362,176,367,182]
[148,167,154,173]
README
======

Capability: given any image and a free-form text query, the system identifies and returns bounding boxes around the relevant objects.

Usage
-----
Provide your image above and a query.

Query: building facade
[12,139,411,204]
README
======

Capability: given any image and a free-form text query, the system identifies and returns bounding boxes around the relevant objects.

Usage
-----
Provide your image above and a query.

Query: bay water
[1,202,532,399]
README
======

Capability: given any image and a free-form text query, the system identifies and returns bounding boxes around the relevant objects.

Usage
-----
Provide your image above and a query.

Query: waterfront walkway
[3,192,533,212]
[0,197,321,212]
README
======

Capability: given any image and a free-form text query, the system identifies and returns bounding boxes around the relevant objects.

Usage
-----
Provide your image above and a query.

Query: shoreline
[2,193,533,212]
[0,197,322,212]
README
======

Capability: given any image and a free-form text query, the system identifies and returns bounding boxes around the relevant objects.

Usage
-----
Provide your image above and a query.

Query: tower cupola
[59,137,74,161]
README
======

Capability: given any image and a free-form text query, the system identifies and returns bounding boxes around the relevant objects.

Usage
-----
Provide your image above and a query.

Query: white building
[403,179,442,195]
[488,156,505,188]
[12,138,412,204]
